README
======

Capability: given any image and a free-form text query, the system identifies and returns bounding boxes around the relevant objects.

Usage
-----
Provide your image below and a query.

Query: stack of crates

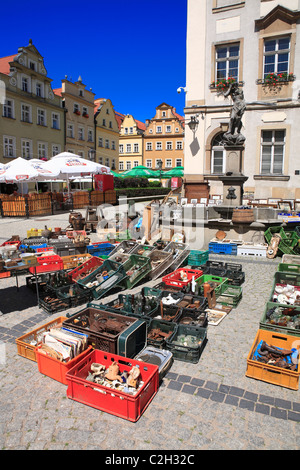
[246,256,300,390]
[264,226,300,256]
[187,249,209,266]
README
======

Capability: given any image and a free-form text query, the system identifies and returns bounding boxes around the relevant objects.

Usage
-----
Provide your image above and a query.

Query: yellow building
[117,114,146,171]
[94,98,119,170]
[143,103,185,170]
[0,40,65,163]
[53,77,96,160]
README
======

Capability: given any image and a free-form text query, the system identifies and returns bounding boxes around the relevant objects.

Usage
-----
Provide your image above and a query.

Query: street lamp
[156,159,163,184]
[88,149,96,191]
[187,115,199,134]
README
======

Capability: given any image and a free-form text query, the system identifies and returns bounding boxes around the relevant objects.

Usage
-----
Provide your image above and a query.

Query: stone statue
[222,82,246,146]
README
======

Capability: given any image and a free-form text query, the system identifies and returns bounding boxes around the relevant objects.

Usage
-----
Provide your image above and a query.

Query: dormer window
[79,89,84,97]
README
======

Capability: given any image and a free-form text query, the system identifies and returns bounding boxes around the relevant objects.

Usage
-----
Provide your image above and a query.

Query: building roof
[0,54,17,75]
[53,88,62,97]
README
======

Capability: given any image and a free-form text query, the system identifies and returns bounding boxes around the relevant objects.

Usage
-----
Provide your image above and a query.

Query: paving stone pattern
[0,214,300,450]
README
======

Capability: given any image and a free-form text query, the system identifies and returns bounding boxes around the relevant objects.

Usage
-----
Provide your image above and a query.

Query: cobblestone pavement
[0,213,299,451]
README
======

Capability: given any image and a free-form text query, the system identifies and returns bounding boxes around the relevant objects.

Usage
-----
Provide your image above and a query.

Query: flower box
[257,73,296,86]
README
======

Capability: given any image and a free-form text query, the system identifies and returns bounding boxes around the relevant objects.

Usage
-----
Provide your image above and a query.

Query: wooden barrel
[232,208,254,224]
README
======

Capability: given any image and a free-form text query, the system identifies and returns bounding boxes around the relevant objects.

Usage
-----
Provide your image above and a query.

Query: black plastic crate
[38,290,72,315]
[147,319,177,349]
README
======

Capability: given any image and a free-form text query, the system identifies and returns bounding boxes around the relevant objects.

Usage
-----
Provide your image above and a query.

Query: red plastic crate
[1,240,21,249]
[36,247,55,253]
[36,345,93,385]
[68,256,104,283]
[0,271,11,278]
[29,254,64,274]
[65,348,159,422]
[162,268,203,288]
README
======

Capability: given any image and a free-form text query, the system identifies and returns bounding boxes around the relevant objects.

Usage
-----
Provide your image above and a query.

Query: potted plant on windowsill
[82,113,89,118]
[74,110,81,116]
[257,72,296,86]
[209,78,243,92]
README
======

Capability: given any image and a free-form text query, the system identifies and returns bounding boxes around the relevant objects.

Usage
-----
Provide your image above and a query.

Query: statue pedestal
[220,145,248,206]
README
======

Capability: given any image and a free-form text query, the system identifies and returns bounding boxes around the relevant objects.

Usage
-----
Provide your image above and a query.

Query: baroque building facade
[143,103,185,170]
[184,0,300,201]
[94,98,119,170]
[0,40,64,163]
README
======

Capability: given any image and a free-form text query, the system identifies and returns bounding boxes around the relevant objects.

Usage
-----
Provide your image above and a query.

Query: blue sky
[1,0,187,123]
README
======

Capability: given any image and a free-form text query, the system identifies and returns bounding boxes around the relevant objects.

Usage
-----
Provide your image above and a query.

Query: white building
[183,0,300,203]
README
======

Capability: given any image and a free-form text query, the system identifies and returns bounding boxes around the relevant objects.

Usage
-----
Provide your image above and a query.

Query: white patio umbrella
[0,157,41,194]
[46,152,111,193]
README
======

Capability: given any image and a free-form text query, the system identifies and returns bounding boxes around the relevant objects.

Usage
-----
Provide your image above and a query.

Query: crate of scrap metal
[130,244,155,257]
[108,240,138,258]
[246,329,300,390]
[62,305,145,356]
[39,290,72,314]
[56,283,93,307]
[78,259,127,300]
[147,319,177,349]
[61,253,92,270]
[259,301,300,337]
[216,284,243,307]
[165,324,207,363]
[147,249,174,280]
[119,254,152,289]
[162,242,190,272]
[65,348,159,422]
[68,256,104,283]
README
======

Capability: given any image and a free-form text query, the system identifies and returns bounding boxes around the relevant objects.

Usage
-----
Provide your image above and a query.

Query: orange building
[143,103,185,170]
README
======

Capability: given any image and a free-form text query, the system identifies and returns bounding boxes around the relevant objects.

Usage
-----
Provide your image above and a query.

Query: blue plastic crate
[87,243,115,257]
[208,242,237,255]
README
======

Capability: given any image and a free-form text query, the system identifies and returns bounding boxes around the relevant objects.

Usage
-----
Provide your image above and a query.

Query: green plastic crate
[259,301,300,337]
[264,226,299,255]
[196,274,228,295]
[277,263,300,274]
[216,284,242,307]
[187,250,209,266]
[118,254,152,289]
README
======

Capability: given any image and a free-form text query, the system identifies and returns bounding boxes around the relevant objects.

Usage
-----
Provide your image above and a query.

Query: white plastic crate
[237,242,267,257]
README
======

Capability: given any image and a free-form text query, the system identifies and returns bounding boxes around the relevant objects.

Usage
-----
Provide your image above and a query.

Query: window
[129,127,133,134]
[134,143,139,153]
[260,130,285,174]
[146,160,152,168]
[98,137,103,147]
[36,82,43,97]
[3,136,16,158]
[126,144,132,153]
[79,89,84,97]
[29,61,36,71]
[105,158,109,167]
[166,141,172,150]
[215,43,239,81]
[176,159,182,167]
[82,107,88,116]
[102,119,106,126]
[22,76,29,92]
[146,142,153,151]
[109,121,113,129]
[105,139,109,149]
[166,159,172,168]
[73,103,80,113]
[21,104,31,123]
[87,129,94,142]
[119,144,124,153]
[37,108,46,126]
[38,142,47,160]
[176,141,183,150]
[263,37,290,78]
[133,161,139,167]
[52,113,60,130]
[21,139,32,159]
[162,111,166,117]
[67,123,74,138]
[111,159,116,170]
[124,127,128,134]
[126,161,131,170]
[3,99,14,118]
[156,126,162,134]
[52,144,61,156]
[78,127,84,140]
[166,125,171,133]
[211,133,225,174]
[156,142,162,150]
[119,161,124,171]
[111,140,116,150]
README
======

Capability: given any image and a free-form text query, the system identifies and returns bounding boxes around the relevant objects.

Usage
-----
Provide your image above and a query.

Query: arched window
[211,133,225,174]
